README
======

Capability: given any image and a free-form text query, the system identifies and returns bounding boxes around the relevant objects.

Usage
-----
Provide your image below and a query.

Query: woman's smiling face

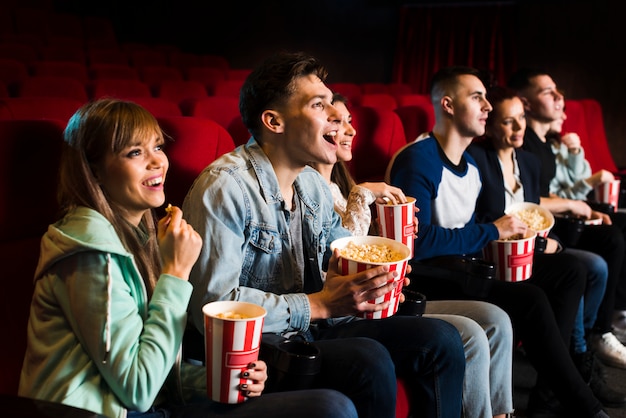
[96,131,169,226]
[334,100,357,163]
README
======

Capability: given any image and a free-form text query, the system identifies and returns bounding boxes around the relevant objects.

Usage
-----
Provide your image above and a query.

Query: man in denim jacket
[183,51,465,418]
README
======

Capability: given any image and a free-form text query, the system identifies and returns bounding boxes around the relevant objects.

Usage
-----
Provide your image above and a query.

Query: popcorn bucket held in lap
[330,236,411,319]
[203,301,266,404]
[483,231,536,282]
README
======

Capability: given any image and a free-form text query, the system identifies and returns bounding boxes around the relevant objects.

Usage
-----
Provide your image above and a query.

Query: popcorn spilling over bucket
[376,197,416,258]
[483,231,536,282]
[594,180,621,212]
[330,236,411,319]
[505,202,554,238]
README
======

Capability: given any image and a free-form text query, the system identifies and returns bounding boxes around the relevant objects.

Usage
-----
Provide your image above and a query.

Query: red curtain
[392,2,518,93]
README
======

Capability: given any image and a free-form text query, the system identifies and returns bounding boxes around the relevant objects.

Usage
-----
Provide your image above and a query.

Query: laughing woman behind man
[18,98,358,418]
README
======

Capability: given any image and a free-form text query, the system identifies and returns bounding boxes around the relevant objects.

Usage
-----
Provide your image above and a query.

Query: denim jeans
[127,389,358,418]
[425,300,514,418]
[315,315,465,418]
[564,248,608,353]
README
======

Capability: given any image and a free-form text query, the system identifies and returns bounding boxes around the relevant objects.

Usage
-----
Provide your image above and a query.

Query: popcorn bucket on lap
[330,236,411,319]
[483,231,536,282]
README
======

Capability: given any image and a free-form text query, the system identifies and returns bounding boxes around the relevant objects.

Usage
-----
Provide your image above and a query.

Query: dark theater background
[58,0,625,167]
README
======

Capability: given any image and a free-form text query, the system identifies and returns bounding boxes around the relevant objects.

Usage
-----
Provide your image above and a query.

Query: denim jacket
[183,138,351,335]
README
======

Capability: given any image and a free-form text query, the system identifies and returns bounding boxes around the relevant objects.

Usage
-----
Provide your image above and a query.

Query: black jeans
[571,223,626,331]
[408,250,603,417]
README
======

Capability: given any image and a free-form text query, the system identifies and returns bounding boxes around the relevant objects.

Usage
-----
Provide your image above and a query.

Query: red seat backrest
[155,80,208,107]
[183,96,249,146]
[17,76,89,102]
[212,79,244,98]
[394,105,432,143]
[91,78,151,100]
[125,97,182,118]
[360,93,398,112]
[328,82,362,106]
[32,60,89,84]
[0,97,83,123]
[348,106,407,183]
[395,94,435,132]
[157,116,236,207]
[184,66,226,95]
[562,99,596,169]
[0,119,66,242]
[361,82,389,94]
[580,98,618,173]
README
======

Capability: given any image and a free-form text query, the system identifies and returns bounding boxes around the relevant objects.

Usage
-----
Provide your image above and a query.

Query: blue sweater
[388,135,499,260]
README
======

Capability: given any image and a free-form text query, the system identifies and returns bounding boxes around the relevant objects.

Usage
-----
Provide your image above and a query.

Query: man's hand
[308,249,399,320]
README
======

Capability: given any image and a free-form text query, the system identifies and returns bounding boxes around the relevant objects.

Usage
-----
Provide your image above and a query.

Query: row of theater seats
[0,93,436,157]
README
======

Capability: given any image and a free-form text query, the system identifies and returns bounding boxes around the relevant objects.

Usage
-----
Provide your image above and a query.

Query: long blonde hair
[58,99,164,293]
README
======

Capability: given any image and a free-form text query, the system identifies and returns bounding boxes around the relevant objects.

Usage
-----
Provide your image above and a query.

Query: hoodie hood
[35,207,131,281]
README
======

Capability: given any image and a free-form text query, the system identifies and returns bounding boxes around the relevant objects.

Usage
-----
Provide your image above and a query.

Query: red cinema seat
[91,78,151,100]
[0,118,66,396]
[0,97,83,123]
[361,82,389,94]
[360,93,398,111]
[348,106,407,183]
[580,98,623,174]
[561,99,593,167]
[183,96,249,146]
[394,105,433,143]
[139,65,183,91]
[157,116,236,207]
[40,42,86,64]
[123,97,182,118]
[32,60,89,84]
[0,42,38,67]
[17,76,89,102]
[328,82,362,106]
[89,63,138,80]
[185,66,226,95]
[0,58,29,96]
[395,94,435,133]
[0,119,65,242]
[155,79,208,108]
[87,47,129,66]
[213,79,244,98]
[388,82,413,97]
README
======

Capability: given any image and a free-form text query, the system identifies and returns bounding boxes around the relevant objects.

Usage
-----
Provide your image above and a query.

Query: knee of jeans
[351,337,395,369]
[313,390,359,418]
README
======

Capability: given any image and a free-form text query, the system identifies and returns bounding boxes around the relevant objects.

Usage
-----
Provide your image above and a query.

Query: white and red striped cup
[376,197,416,258]
[203,301,266,403]
[482,231,536,282]
[594,179,621,212]
[330,236,411,319]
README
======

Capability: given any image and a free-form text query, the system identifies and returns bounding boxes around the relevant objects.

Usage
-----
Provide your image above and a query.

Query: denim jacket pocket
[243,227,285,290]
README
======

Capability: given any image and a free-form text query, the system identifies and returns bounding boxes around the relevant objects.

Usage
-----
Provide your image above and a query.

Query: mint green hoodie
[18,207,205,418]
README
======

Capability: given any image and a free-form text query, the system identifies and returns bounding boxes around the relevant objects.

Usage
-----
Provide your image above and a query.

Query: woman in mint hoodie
[18,99,357,418]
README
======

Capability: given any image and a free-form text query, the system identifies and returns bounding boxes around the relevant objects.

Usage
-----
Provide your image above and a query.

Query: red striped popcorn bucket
[594,179,621,212]
[203,301,266,403]
[376,197,416,258]
[482,231,536,282]
[330,236,411,319]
